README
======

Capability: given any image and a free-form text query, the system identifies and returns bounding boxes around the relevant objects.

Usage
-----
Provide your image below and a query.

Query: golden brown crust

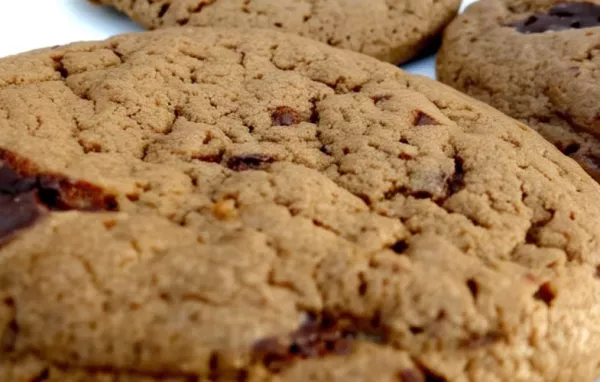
[437,0,600,182]
[0,27,600,381]
[93,0,461,64]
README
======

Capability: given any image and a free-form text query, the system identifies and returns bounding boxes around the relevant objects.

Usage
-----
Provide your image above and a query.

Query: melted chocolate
[513,2,600,34]
[0,159,118,241]
[227,154,274,171]
[271,106,302,126]
[252,313,386,372]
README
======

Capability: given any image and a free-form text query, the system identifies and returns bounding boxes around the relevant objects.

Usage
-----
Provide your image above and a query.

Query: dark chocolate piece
[413,111,440,126]
[271,106,301,126]
[227,154,274,171]
[0,160,118,241]
[253,313,386,372]
[513,3,600,34]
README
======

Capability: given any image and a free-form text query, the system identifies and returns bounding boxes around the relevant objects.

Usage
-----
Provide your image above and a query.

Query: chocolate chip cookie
[90,0,461,64]
[2,26,600,381]
[437,0,600,182]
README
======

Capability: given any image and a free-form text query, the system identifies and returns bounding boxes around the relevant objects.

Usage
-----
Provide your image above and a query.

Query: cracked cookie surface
[91,0,461,64]
[1,27,600,382]
[437,0,600,183]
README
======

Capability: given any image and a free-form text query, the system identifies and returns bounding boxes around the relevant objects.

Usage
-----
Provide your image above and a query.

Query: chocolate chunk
[466,278,479,300]
[534,282,557,306]
[227,154,274,171]
[0,166,36,194]
[423,370,447,382]
[0,165,42,240]
[37,177,63,209]
[190,1,212,13]
[411,190,434,199]
[413,111,440,126]
[309,100,320,124]
[390,240,409,254]
[372,94,392,106]
[0,157,119,242]
[446,156,465,196]
[561,142,581,156]
[158,3,170,18]
[252,313,386,372]
[289,316,355,358]
[0,192,41,241]
[36,176,118,212]
[384,186,403,200]
[30,369,50,382]
[271,106,301,126]
[512,3,600,34]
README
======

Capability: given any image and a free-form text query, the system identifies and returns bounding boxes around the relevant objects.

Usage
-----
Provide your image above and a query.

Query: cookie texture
[91,0,461,64]
[1,27,600,382]
[437,0,600,182]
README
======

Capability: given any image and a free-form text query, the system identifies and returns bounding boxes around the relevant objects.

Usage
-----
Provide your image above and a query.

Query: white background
[0,0,476,79]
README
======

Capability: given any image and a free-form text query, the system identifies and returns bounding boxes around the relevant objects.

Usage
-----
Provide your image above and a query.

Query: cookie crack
[51,57,69,80]
[266,266,305,298]
[1,297,18,354]
[72,255,108,297]
[268,53,368,93]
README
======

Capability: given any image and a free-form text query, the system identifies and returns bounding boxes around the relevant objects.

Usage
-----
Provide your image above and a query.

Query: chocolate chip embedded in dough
[512,3,600,34]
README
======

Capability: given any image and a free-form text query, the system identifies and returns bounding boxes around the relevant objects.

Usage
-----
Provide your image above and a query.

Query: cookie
[91,0,461,64]
[1,26,600,382]
[437,0,600,182]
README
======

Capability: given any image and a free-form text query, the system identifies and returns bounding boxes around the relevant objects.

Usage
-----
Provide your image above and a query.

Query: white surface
[0,0,477,79]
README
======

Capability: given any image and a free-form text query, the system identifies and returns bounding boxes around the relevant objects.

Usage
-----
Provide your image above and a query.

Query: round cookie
[437,0,600,182]
[1,26,600,382]
[91,0,461,64]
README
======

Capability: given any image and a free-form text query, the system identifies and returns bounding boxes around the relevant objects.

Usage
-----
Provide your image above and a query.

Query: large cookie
[1,27,600,382]
[91,0,461,64]
[437,0,600,182]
